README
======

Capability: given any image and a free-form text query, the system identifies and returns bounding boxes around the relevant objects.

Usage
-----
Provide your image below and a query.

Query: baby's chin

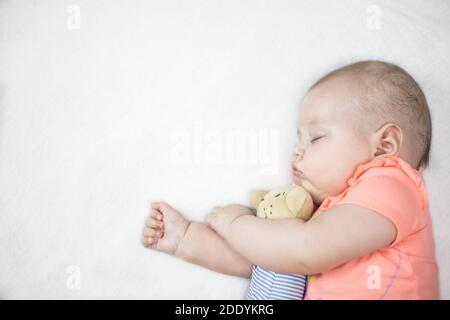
[291,174,301,187]
[291,175,324,207]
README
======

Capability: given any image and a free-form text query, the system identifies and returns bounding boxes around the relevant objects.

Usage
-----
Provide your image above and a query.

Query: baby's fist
[142,201,191,256]
[205,204,254,237]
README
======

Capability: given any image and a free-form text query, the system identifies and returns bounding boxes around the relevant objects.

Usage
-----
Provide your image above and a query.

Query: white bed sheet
[0,0,449,299]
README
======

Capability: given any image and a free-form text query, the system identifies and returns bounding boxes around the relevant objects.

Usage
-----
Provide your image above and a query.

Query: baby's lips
[292,166,303,177]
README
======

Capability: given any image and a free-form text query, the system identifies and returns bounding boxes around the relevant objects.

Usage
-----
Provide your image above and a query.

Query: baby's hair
[310,60,432,170]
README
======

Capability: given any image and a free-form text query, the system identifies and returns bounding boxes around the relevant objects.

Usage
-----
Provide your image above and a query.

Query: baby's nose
[293,144,305,159]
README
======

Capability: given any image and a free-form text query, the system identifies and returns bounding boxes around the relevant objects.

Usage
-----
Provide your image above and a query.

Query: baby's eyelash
[311,136,324,143]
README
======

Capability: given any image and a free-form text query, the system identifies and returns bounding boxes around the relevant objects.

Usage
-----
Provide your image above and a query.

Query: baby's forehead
[297,116,326,129]
[297,103,355,130]
[297,77,364,129]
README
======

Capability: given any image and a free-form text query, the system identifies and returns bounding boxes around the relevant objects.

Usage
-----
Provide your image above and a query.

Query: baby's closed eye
[311,135,325,143]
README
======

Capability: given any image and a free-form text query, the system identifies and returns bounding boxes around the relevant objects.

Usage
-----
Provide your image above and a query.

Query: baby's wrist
[174,221,192,258]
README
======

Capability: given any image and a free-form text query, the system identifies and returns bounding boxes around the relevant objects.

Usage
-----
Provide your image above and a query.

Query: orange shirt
[304,156,439,300]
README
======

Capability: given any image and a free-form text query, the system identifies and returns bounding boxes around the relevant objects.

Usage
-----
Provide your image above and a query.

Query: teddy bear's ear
[248,189,269,209]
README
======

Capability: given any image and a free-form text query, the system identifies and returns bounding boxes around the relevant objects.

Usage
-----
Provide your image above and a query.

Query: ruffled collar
[320,155,427,210]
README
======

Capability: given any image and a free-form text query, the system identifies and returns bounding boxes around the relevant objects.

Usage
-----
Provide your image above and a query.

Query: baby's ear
[248,189,269,209]
[372,122,403,157]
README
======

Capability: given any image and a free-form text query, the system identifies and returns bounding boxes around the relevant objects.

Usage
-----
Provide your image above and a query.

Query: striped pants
[246,265,307,300]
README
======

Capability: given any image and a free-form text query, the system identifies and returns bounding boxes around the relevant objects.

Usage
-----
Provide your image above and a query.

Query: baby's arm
[215,204,396,275]
[176,222,253,278]
[143,202,252,278]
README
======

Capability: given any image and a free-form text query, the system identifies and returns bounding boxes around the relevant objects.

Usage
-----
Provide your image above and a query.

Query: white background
[0,0,449,299]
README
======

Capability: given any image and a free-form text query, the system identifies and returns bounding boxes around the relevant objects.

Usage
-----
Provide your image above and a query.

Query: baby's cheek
[306,169,331,190]
[321,174,348,197]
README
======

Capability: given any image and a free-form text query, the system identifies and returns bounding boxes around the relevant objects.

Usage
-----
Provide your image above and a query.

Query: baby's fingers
[142,227,164,238]
[149,208,163,221]
[151,201,172,214]
[145,216,164,229]
[142,227,164,248]
[141,236,159,247]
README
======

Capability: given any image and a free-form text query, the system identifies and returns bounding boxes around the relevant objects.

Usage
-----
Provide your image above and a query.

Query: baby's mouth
[291,163,303,178]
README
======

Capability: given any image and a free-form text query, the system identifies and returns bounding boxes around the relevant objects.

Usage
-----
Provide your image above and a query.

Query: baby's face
[291,78,375,206]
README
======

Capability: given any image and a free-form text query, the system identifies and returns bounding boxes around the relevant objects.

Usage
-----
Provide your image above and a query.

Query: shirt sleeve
[337,166,423,247]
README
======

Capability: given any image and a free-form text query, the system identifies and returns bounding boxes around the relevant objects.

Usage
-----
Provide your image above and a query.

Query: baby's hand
[142,201,190,256]
[205,204,254,238]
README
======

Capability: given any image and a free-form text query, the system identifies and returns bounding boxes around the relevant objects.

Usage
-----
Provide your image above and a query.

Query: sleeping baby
[142,60,438,299]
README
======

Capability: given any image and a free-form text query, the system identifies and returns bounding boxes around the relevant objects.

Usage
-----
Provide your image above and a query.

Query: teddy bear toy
[248,185,314,221]
[245,185,315,300]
